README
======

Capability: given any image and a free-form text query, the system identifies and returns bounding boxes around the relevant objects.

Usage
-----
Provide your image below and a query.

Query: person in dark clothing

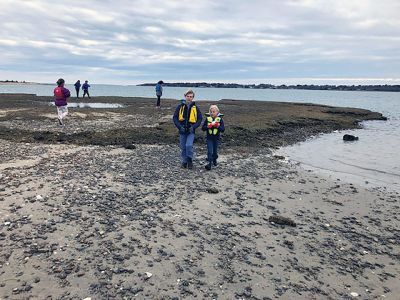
[74,80,81,98]
[202,105,225,170]
[82,80,91,98]
[155,80,164,108]
[172,89,203,169]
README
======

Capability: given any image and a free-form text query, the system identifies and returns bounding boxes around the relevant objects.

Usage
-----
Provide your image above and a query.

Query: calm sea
[1,83,399,191]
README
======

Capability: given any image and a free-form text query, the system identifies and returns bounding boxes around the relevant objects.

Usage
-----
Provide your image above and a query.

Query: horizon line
[2,78,400,87]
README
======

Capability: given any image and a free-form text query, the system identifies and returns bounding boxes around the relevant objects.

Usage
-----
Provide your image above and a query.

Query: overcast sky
[1,0,399,84]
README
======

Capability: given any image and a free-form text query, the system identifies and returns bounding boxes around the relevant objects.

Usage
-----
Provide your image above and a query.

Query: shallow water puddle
[48,102,125,108]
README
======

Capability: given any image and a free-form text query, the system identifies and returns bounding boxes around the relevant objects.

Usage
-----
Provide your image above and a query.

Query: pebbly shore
[0,94,398,299]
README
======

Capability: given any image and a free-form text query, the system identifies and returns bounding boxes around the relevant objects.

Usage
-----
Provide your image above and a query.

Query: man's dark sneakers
[205,163,211,170]
[187,158,193,169]
[181,162,188,168]
[213,159,217,166]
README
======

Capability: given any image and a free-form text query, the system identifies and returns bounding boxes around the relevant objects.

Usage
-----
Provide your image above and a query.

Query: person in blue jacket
[173,89,203,169]
[155,80,163,108]
[82,80,91,98]
[202,105,225,170]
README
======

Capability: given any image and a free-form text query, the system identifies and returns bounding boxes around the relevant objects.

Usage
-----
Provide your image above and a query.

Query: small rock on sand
[123,143,136,149]
[206,187,219,194]
[350,292,359,297]
[273,155,285,160]
[268,215,297,227]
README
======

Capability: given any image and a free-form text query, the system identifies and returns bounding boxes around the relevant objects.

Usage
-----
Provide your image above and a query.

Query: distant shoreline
[0,81,54,86]
[2,81,400,92]
[0,81,52,86]
[0,81,35,85]
[138,82,400,92]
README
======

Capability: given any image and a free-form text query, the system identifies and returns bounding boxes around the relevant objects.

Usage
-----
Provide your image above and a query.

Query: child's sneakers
[58,118,63,126]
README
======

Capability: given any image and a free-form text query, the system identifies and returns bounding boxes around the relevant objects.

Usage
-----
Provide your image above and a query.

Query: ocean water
[1,83,399,191]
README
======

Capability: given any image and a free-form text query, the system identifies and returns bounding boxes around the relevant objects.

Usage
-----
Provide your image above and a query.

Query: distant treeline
[0,80,26,83]
[139,82,400,92]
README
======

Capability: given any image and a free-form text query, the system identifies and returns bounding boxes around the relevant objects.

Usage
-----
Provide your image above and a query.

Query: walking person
[82,80,91,98]
[74,80,81,98]
[173,89,203,169]
[54,78,70,126]
[155,80,164,108]
[202,105,225,170]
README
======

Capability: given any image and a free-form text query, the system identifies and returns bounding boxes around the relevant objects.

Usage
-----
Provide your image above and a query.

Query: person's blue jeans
[180,133,195,163]
[207,137,218,163]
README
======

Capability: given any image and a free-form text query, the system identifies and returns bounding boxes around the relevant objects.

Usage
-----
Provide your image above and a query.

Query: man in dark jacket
[74,80,81,98]
[172,89,203,169]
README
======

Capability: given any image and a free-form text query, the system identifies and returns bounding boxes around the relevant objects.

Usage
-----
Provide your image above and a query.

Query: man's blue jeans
[180,133,195,163]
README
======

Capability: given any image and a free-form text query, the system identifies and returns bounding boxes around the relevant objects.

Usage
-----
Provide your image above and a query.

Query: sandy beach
[0,94,398,299]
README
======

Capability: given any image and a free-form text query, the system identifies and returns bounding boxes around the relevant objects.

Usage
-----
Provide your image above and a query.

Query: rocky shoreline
[0,94,386,149]
[0,94,398,299]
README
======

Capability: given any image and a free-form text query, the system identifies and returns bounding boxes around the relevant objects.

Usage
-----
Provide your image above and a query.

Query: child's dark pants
[207,137,219,165]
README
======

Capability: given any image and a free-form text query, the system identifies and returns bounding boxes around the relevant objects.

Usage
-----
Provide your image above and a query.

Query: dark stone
[123,143,136,149]
[206,187,219,194]
[343,134,359,141]
[269,215,297,227]
[273,155,285,160]
[33,133,45,141]
[57,134,67,142]
[283,240,295,250]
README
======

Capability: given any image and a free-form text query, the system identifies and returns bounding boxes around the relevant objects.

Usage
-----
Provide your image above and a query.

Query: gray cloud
[1,0,399,84]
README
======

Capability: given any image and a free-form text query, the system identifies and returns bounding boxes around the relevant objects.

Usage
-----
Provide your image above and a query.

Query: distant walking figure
[82,80,91,98]
[74,80,81,98]
[54,78,70,126]
[155,80,164,108]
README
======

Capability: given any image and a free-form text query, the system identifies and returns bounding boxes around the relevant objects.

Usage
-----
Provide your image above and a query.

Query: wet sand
[0,94,398,299]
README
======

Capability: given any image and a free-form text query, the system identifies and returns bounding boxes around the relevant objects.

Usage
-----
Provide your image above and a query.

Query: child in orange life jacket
[202,104,225,170]
[53,78,71,126]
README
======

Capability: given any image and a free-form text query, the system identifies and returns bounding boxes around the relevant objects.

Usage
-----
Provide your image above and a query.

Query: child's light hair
[209,105,219,114]
[184,89,195,97]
